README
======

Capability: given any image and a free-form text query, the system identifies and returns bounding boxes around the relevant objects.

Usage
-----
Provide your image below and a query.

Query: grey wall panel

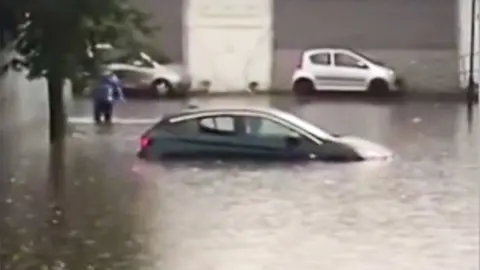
[274,0,456,49]
[135,0,184,61]
[134,0,457,58]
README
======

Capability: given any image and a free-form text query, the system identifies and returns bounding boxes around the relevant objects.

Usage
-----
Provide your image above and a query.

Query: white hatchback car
[292,48,403,94]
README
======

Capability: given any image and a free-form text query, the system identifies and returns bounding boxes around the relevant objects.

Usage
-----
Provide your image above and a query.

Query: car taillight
[140,136,151,149]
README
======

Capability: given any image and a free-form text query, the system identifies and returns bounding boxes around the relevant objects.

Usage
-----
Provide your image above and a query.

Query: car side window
[198,116,235,135]
[309,52,331,66]
[164,116,235,136]
[334,53,364,68]
[113,66,153,85]
[112,69,129,80]
[243,116,301,138]
[163,119,199,134]
[125,54,155,69]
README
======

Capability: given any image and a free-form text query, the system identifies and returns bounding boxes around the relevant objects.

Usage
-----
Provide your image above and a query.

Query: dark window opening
[309,53,331,65]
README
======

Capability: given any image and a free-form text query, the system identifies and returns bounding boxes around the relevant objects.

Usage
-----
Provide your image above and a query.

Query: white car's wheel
[368,79,390,95]
[293,79,315,95]
[152,79,174,97]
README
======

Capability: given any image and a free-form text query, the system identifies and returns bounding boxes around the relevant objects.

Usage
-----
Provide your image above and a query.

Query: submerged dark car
[137,106,392,162]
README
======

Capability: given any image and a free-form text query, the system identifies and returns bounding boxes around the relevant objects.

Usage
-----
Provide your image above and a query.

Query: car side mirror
[285,136,300,148]
[132,60,143,66]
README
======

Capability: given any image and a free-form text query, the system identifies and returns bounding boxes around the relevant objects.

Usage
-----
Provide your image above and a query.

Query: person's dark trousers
[93,100,113,124]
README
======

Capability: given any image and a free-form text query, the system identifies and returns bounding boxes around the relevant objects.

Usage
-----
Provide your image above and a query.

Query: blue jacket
[92,74,125,103]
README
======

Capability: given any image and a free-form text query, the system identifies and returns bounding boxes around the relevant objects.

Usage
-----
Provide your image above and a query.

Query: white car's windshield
[140,52,156,65]
[350,50,386,66]
[273,109,337,141]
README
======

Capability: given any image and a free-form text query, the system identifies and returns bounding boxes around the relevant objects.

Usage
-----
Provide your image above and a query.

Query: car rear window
[142,118,166,137]
[309,53,331,65]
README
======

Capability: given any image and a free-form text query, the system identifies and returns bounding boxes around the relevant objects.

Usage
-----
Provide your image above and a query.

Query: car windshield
[350,49,386,66]
[272,109,337,141]
[139,52,156,65]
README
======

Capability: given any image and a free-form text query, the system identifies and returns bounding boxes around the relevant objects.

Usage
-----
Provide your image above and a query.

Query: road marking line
[68,117,159,124]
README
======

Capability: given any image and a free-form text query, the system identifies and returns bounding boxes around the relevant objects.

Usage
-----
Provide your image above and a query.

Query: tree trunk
[46,72,66,143]
[70,75,86,96]
[0,28,5,49]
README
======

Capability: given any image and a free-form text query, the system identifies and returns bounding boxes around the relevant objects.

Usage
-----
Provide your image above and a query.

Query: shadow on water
[50,142,66,207]
[44,141,69,268]
[466,101,477,134]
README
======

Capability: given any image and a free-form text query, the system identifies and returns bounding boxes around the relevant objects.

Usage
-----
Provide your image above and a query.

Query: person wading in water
[91,69,125,124]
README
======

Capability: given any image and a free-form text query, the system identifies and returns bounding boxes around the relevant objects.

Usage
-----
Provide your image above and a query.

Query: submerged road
[0,71,479,269]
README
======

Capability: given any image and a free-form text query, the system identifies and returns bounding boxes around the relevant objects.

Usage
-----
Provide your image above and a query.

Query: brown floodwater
[0,72,478,269]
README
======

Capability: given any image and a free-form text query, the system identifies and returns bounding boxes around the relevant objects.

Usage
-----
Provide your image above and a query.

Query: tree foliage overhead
[0,0,26,47]
[10,0,158,79]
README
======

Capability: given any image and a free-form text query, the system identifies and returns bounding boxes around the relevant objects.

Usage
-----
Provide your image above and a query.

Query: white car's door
[108,64,134,88]
[109,64,152,89]
[330,52,371,91]
[304,51,336,90]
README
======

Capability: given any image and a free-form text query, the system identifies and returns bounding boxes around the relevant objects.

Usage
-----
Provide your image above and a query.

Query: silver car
[292,48,404,94]
[94,44,191,98]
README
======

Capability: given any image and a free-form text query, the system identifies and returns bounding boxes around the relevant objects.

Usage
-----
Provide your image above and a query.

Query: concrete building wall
[136,0,459,92]
[457,0,480,89]
[184,0,273,92]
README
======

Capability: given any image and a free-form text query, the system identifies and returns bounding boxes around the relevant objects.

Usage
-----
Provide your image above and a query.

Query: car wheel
[368,79,390,95]
[293,79,314,95]
[151,79,174,98]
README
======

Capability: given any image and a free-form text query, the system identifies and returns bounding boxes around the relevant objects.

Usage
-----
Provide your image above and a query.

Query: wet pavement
[0,72,479,269]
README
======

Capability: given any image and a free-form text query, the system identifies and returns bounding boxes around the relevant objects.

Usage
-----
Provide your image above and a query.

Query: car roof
[302,47,356,54]
[160,105,337,142]
[304,46,352,50]
[164,105,284,120]
[96,43,114,49]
